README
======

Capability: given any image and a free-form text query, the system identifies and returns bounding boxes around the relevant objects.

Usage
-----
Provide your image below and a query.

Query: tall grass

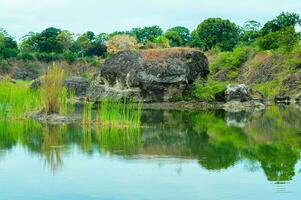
[41,64,64,114]
[0,81,43,119]
[82,98,142,128]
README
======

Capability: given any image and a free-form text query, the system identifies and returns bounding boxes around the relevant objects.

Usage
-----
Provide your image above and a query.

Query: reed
[82,97,142,128]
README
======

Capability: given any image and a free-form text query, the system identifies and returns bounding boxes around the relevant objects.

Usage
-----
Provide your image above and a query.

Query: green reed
[0,81,43,119]
[0,80,74,120]
[93,98,141,127]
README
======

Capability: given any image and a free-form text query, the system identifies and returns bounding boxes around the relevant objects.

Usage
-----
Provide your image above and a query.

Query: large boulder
[87,48,209,102]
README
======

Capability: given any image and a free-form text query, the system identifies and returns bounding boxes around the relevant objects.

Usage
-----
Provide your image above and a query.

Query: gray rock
[63,76,90,97]
[30,78,42,90]
[30,76,90,97]
[87,48,209,102]
[225,84,263,102]
[12,68,29,80]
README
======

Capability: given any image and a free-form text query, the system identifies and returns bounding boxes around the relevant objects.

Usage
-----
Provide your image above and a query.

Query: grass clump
[41,64,65,114]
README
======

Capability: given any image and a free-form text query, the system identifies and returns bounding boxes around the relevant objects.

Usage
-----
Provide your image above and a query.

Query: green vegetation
[83,98,142,128]
[192,79,226,101]
[0,81,43,119]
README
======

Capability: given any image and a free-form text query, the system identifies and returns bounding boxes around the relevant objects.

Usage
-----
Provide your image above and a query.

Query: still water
[0,106,301,200]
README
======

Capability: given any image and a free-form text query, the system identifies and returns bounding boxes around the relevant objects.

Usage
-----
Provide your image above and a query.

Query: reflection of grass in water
[83,98,142,128]
[95,127,142,155]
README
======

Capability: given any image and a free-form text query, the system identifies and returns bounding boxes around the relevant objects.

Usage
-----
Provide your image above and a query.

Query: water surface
[1,106,301,200]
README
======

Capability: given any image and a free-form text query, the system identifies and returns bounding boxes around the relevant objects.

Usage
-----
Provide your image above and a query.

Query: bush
[257,27,298,52]
[210,46,252,73]
[192,79,226,101]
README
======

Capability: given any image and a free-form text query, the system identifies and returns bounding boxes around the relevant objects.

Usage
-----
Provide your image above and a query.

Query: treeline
[0,12,300,63]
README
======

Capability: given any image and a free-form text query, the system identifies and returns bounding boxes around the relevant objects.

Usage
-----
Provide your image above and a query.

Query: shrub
[210,46,252,73]
[106,35,139,54]
[192,79,226,101]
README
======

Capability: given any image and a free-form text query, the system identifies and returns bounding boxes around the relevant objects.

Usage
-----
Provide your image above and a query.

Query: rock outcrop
[275,72,301,103]
[63,76,90,97]
[87,48,209,102]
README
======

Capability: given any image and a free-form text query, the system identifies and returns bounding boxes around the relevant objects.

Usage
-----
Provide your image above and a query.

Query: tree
[261,12,301,35]
[166,26,190,45]
[0,29,18,59]
[164,31,184,47]
[188,30,203,48]
[56,30,74,52]
[86,33,108,57]
[240,20,261,44]
[37,27,63,53]
[257,26,299,52]
[74,34,93,57]
[131,25,163,43]
[106,35,139,54]
[19,32,40,53]
[194,18,240,51]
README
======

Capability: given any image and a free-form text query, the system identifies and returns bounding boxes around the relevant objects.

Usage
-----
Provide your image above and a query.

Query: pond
[0,105,301,200]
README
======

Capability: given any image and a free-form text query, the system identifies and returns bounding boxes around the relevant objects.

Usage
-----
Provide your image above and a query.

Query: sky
[1,0,301,39]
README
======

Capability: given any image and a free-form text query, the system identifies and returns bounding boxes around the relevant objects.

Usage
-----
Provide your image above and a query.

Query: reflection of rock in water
[225,111,249,128]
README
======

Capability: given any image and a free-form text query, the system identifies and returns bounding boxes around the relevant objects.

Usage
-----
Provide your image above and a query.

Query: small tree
[106,35,139,54]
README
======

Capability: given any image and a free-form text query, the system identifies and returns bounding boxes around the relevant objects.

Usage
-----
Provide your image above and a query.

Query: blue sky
[1,0,301,39]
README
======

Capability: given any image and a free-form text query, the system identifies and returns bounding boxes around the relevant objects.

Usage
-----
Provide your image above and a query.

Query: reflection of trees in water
[0,106,301,182]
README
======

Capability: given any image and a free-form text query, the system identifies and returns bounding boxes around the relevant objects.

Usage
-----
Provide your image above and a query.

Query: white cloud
[0,0,301,39]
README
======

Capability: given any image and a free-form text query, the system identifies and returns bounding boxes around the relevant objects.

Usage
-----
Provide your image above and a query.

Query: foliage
[164,30,184,47]
[0,30,18,59]
[130,25,163,43]
[106,35,139,54]
[193,18,241,51]
[261,12,301,36]
[257,26,299,52]
[240,20,262,44]
[192,79,226,101]
[210,46,252,73]
[166,26,190,45]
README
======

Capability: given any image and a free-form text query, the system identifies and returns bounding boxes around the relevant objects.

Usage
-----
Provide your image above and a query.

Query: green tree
[240,20,261,44]
[261,12,301,35]
[56,30,74,52]
[131,25,163,43]
[194,18,240,51]
[164,30,184,47]
[257,26,299,52]
[0,29,18,59]
[166,26,190,45]
[37,27,63,53]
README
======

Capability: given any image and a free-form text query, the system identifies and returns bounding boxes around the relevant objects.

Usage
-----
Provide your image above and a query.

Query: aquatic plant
[82,98,142,128]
